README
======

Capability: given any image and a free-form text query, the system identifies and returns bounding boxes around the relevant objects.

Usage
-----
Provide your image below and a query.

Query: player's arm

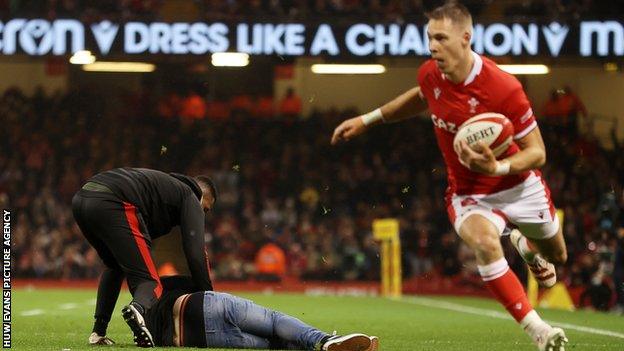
[459,79,548,175]
[502,127,546,173]
[458,123,545,175]
[330,87,428,145]
[179,195,214,291]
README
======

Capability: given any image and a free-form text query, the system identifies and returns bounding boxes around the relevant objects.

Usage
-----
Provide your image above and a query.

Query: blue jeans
[203,291,328,350]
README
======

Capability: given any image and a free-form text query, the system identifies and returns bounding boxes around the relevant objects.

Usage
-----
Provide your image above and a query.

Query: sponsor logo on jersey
[434,87,441,100]
[431,114,458,133]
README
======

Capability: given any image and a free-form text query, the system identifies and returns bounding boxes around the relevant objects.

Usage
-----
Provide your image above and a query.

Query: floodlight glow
[69,50,96,65]
[311,64,386,74]
[497,64,549,75]
[82,62,156,72]
[604,62,618,72]
[211,52,250,67]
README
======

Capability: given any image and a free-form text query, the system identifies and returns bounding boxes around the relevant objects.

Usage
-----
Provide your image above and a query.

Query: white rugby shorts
[447,173,559,239]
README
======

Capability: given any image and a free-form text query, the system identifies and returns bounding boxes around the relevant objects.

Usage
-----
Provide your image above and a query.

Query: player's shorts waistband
[82,181,113,193]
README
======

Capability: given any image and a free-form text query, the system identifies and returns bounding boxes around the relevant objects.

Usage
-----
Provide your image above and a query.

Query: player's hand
[458,140,498,175]
[331,117,368,145]
[88,332,115,346]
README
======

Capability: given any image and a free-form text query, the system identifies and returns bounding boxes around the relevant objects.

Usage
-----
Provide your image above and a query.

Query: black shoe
[122,304,154,348]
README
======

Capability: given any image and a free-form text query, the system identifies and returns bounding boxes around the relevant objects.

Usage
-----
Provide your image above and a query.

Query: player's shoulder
[479,55,523,92]
[417,59,439,84]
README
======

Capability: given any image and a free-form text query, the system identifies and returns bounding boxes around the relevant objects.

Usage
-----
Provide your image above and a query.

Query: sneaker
[527,256,557,288]
[88,332,115,345]
[535,326,568,351]
[322,333,372,351]
[510,229,556,288]
[366,336,379,351]
[122,304,154,348]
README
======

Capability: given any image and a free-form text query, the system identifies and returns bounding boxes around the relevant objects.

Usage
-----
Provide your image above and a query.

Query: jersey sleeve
[500,85,537,140]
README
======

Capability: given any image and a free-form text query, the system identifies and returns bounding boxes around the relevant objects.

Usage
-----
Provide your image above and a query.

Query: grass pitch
[12,288,624,350]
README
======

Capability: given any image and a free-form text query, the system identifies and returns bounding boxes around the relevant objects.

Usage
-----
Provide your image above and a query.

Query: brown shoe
[322,334,372,351]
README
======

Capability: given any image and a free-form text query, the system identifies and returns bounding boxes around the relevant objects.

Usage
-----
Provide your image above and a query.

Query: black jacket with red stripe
[89,167,213,291]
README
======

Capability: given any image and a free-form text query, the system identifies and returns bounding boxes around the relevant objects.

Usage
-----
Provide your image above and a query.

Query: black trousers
[72,189,162,320]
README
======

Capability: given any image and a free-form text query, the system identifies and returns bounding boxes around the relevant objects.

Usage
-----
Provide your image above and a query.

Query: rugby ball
[453,112,513,158]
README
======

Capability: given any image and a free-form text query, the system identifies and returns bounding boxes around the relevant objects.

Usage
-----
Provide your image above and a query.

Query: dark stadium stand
[3,86,623,310]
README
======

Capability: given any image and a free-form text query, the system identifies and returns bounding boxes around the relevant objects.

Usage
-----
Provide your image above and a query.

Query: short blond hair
[426,1,473,29]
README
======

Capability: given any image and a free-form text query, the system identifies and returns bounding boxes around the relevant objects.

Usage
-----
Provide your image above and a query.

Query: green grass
[12,289,624,350]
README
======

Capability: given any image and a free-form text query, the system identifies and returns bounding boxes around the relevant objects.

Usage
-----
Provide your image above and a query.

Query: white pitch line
[548,321,624,340]
[399,296,624,339]
[59,303,78,310]
[20,309,45,316]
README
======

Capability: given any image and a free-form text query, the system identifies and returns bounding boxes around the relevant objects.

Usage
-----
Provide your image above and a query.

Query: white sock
[520,310,549,340]
[477,257,509,281]
[517,235,536,263]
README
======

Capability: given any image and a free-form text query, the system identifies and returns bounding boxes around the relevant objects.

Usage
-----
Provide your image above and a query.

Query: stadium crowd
[3,86,623,312]
[0,0,162,21]
[2,0,622,22]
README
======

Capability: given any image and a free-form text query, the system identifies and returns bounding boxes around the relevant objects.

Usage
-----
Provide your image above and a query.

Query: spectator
[541,89,568,134]
[230,93,254,114]
[179,91,207,122]
[255,241,287,281]
[206,98,231,121]
[253,95,276,119]
[559,86,588,137]
[279,87,303,120]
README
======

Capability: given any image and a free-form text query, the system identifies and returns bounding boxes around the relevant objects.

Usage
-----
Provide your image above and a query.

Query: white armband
[360,108,384,126]
[493,160,511,176]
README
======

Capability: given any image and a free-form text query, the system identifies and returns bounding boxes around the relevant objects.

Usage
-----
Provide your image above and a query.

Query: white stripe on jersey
[514,120,537,140]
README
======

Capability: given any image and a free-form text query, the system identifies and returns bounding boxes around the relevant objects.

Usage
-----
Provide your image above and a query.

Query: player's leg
[511,225,566,288]
[524,227,567,266]
[450,198,529,317]
[209,291,372,351]
[457,213,505,263]
[451,184,568,350]
[458,214,534,323]
[457,214,567,351]
[506,175,567,287]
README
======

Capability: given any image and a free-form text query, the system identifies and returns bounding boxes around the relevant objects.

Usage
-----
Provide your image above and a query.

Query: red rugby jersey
[417,52,538,195]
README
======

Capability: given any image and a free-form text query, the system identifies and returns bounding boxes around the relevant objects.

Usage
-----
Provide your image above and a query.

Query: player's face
[427,18,469,75]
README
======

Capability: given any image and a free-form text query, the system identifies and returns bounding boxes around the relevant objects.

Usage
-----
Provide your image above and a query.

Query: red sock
[478,258,533,322]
